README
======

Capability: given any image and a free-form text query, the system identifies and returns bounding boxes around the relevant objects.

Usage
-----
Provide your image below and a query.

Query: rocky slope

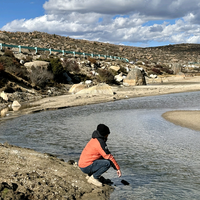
[0,143,113,200]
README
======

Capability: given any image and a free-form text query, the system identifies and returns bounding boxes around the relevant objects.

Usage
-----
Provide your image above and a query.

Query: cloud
[2,0,200,46]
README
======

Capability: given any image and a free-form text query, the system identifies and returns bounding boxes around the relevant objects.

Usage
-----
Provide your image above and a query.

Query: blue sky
[1,0,200,47]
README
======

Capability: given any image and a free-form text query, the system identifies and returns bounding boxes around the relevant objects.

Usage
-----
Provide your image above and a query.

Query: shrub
[152,68,162,75]
[30,67,54,88]
[97,69,114,84]
[0,63,5,73]
[162,67,174,74]
[62,59,80,73]
[0,56,15,68]
[6,65,29,81]
[4,50,15,58]
[49,58,64,81]
[88,57,97,64]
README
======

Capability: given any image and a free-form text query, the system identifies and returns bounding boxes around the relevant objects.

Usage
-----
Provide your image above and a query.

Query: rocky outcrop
[69,84,86,94]
[76,83,113,95]
[0,143,113,200]
[24,61,50,72]
[123,68,146,86]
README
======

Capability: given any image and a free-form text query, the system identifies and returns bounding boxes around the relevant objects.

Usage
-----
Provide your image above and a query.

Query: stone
[76,83,113,95]
[123,68,146,86]
[24,61,50,72]
[68,84,86,94]
[114,73,124,82]
[0,91,8,101]
[109,66,120,72]
[12,100,21,107]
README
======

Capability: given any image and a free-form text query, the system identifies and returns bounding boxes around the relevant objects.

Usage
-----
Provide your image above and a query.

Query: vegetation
[49,58,64,82]
[97,69,115,84]
[29,67,54,87]
[62,58,80,73]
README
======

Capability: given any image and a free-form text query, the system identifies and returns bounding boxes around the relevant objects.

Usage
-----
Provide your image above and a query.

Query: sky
[1,0,200,47]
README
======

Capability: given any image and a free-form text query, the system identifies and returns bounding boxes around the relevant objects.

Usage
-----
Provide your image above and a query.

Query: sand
[162,110,200,131]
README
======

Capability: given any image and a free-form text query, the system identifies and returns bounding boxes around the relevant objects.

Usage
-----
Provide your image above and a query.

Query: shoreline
[162,110,200,132]
[1,76,200,199]
[1,77,200,122]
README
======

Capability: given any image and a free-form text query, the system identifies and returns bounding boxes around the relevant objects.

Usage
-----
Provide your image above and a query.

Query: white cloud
[2,0,200,46]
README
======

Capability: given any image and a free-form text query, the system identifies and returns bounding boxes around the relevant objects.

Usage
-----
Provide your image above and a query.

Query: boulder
[109,66,120,72]
[76,83,113,95]
[24,61,50,72]
[12,100,21,107]
[0,91,8,101]
[123,68,146,86]
[1,107,8,117]
[114,73,124,82]
[69,84,86,94]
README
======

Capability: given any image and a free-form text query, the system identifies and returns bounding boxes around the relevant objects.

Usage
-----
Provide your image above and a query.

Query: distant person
[78,124,122,187]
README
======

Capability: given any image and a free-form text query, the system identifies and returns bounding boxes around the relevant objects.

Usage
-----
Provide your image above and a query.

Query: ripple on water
[1,91,200,199]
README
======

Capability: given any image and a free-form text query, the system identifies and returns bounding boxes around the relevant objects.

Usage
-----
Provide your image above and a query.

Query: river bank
[1,76,200,121]
[1,76,200,199]
[0,143,113,200]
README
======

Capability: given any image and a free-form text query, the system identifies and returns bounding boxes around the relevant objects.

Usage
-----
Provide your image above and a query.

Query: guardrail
[0,43,129,62]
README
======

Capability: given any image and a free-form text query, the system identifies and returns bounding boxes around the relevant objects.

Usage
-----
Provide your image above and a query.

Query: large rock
[69,84,86,94]
[123,68,146,86]
[109,66,120,72]
[24,61,50,72]
[0,91,8,101]
[76,83,113,95]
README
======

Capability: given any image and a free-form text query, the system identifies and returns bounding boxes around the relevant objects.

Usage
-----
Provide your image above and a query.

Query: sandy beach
[162,110,200,131]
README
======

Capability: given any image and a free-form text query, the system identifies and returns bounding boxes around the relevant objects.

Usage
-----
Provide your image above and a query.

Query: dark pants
[80,159,111,179]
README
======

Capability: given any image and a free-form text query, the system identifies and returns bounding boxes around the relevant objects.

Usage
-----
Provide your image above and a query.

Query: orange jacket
[78,131,120,170]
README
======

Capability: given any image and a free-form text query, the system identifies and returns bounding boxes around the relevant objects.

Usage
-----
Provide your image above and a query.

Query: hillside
[1,30,200,112]
[1,30,200,63]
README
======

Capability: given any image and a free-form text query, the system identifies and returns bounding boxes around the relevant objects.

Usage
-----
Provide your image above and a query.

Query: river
[1,91,200,200]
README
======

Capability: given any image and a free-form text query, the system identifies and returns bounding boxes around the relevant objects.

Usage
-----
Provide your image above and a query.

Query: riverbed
[1,91,200,199]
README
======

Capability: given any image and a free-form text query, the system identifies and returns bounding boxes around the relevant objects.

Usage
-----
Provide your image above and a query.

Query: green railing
[0,43,129,62]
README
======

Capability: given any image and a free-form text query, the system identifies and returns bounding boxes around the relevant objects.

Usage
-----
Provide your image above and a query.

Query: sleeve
[96,139,120,170]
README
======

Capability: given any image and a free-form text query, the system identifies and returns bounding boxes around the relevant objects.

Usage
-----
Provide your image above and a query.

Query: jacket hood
[92,130,105,139]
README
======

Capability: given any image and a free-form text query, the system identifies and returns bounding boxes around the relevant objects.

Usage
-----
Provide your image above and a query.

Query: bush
[88,57,97,64]
[162,67,174,74]
[49,58,64,82]
[29,67,54,88]
[97,69,114,84]
[62,59,80,73]
[6,65,29,81]
[4,50,15,58]
[0,63,5,73]
[152,68,162,75]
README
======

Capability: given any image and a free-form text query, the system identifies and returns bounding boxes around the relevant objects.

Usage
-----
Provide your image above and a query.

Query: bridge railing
[0,43,129,62]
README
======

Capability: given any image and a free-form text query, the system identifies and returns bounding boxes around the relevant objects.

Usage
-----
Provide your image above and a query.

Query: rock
[24,61,50,72]
[109,66,120,72]
[149,74,157,78]
[85,80,92,85]
[1,107,8,117]
[114,73,124,82]
[63,72,72,83]
[76,83,113,95]
[0,91,8,101]
[12,100,21,107]
[123,68,146,86]
[69,84,86,94]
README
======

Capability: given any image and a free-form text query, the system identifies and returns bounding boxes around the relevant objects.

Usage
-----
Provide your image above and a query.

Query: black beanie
[97,124,110,136]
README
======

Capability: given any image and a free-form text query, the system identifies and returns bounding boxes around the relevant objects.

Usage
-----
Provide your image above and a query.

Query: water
[1,91,200,199]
